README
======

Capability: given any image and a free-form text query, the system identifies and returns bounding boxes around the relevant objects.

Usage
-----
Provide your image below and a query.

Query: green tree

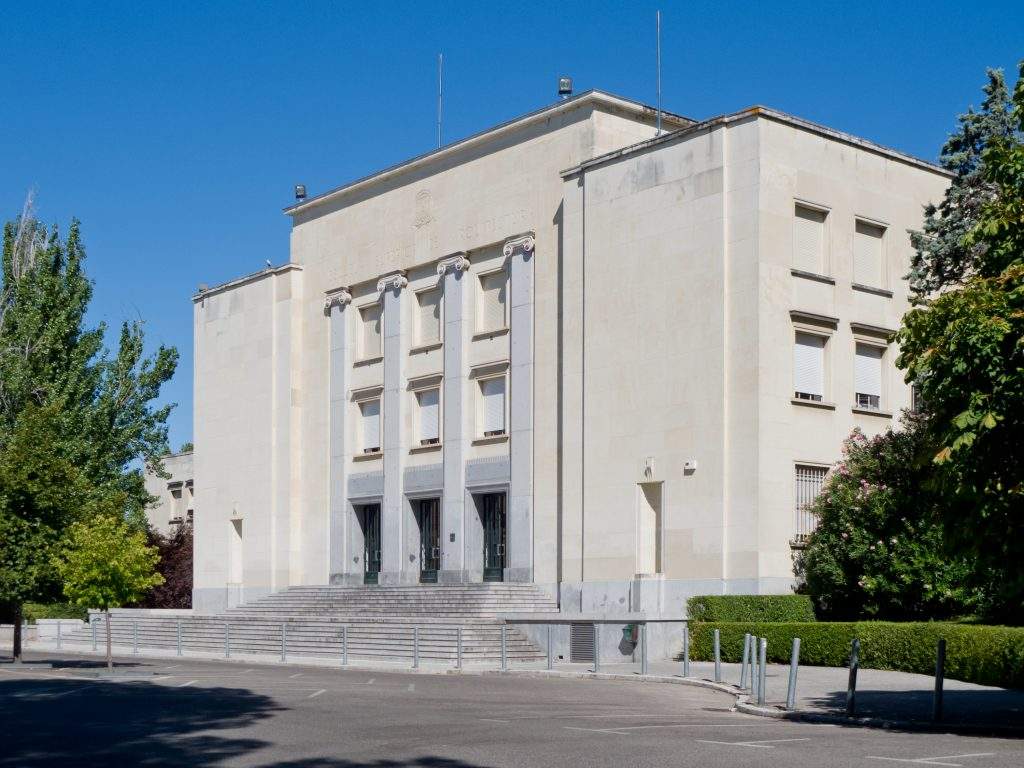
[54,515,163,669]
[795,420,983,621]
[897,61,1024,620]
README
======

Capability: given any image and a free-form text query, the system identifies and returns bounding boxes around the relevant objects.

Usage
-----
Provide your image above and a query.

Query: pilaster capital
[376,271,408,294]
[323,288,353,313]
[436,253,470,276]
[502,233,536,259]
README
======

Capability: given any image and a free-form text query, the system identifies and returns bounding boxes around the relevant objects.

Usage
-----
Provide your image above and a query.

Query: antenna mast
[437,52,443,149]
[656,10,662,135]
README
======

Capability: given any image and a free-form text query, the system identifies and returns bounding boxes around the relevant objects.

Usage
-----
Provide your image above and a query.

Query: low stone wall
[0,623,38,644]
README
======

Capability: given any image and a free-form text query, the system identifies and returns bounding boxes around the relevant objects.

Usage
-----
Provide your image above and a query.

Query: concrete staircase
[60,584,558,663]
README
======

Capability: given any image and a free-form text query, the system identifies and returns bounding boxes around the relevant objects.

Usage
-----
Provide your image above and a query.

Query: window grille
[794,464,827,542]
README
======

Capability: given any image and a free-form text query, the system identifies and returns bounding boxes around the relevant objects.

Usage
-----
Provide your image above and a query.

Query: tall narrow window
[361,304,382,359]
[480,377,506,436]
[793,332,826,402]
[479,271,507,331]
[416,288,441,345]
[417,388,440,445]
[794,464,827,543]
[854,220,885,287]
[854,343,884,410]
[360,399,381,453]
[794,205,826,274]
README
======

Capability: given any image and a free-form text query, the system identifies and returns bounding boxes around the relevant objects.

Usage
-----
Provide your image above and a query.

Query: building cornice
[193,263,302,302]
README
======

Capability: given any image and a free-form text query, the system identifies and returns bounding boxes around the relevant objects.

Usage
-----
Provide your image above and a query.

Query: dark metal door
[363,505,381,585]
[482,493,506,582]
[418,499,440,583]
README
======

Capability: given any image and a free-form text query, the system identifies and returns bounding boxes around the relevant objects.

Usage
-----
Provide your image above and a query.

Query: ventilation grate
[569,622,595,663]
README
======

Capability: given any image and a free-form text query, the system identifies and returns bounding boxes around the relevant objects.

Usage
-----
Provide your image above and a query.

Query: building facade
[144,450,194,534]
[191,91,949,616]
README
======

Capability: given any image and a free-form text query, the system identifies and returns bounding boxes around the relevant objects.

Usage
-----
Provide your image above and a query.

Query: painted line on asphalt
[696,738,811,749]
[289,672,304,678]
[366,678,375,685]
[160,664,182,670]
[176,679,198,688]
[407,683,415,692]
[479,718,511,723]
[865,754,996,767]
[565,723,758,735]
[308,689,326,699]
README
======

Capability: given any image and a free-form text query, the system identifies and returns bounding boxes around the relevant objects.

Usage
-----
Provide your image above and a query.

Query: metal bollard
[757,637,768,706]
[413,627,420,669]
[224,623,230,658]
[281,623,287,662]
[176,619,182,656]
[750,637,759,700]
[640,624,648,676]
[786,637,801,710]
[682,624,690,677]
[92,618,98,652]
[933,638,946,722]
[740,633,751,689]
[546,625,553,670]
[500,625,507,672]
[342,626,348,666]
[133,620,139,655]
[713,628,722,682]
[456,627,462,670]
[846,638,860,717]
[57,620,63,650]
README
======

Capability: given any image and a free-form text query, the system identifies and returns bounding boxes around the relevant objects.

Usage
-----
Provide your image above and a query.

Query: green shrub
[686,595,816,623]
[689,621,1024,688]
[22,602,88,623]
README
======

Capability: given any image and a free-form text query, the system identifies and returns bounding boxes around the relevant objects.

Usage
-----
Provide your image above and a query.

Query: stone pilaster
[378,272,408,584]
[325,288,352,583]
[436,254,470,582]
[505,233,535,582]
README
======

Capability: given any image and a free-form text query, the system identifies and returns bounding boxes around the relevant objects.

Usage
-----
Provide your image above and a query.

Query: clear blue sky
[2,1,1020,450]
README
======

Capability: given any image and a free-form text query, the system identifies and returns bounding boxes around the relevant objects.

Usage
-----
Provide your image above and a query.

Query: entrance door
[417,499,440,583]
[362,504,381,585]
[481,493,506,582]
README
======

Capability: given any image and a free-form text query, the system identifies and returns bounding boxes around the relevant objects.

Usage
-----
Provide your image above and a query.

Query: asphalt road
[1,653,1022,768]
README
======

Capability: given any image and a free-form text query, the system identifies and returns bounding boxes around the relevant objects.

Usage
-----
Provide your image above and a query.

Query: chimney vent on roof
[294,184,307,201]
[558,77,573,100]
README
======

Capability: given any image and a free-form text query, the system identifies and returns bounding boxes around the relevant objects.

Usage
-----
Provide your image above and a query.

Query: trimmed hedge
[686,595,816,623]
[690,621,1024,689]
[22,602,88,623]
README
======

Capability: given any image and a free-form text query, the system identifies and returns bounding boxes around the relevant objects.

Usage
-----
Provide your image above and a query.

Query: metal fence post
[933,638,946,722]
[757,637,768,706]
[342,626,348,666]
[682,624,690,677]
[57,620,63,650]
[224,623,230,658]
[640,623,648,676]
[713,628,722,682]
[456,627,462,670]
[413,627,419,670]
[546,624,553,670]
[281,622,287,662]
[133,620,139,655]
[593,623,600,673]
[846,638,860,717]
[500,625,507,672]
[786,637,801,710]
[176,619,183,656]
[92,618,98,652]
[750,637,759,700]
[740,633,751,689]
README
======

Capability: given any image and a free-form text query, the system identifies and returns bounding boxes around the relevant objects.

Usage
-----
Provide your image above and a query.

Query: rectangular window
[360,399,381,453]
[479,271,507,331]
[793,205,826,274]
[794,464,827,542]
[361,304,382,359]
[854,220,885,287]
[793,332,826,402]
[854,343,884,410]
[416,289,441,345]
[417,388,440,445]
[480,377,506,436]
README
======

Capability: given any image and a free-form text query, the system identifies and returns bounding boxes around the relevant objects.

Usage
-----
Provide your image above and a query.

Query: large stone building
[191,90,949,617]
[144,450,194,534]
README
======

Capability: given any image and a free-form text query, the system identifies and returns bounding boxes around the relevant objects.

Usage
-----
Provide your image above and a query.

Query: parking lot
[2,652,1022,767]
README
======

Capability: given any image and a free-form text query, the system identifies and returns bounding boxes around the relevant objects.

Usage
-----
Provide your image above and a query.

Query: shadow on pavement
[270,761,494,767]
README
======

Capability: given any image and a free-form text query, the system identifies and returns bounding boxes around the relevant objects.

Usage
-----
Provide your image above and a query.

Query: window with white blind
[478,271,507,331]
[480,377,506,436]
[359,399,381,453]
[854,220,885,287]
[794,464,827,542]
[417,388,440,445]
[793,332,826,402]
[793,205,827,274]
[416,289,441,345]
[360,304,382,359]
[854,343,884,410]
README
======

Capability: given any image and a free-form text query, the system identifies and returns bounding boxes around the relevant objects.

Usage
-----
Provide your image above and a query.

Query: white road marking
[697,738,811,749]
[565,723,760,735]
[479,718,511,723]
[407,683,415,692]
[176,679,198,688]
[866,755,996,767]
[289,672,303,678]
[366,678,375,685]
[241,668,254,674]
[161,664,182,670]
[308,689,326,699]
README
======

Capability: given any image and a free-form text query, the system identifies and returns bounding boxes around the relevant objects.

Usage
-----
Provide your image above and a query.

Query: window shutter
[794,332,825,398]
[361,400,380,451]
[418,389,439,442]
[362,305,382,358]
[793,206,826,273]
[854,221,884,286]
[480,272,506,330]
[417,289,441,344]
[482,378,505,434]
[854,343,883,397]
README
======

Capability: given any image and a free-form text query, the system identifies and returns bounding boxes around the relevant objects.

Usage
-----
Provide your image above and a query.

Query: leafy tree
[795,419,983,620]
[177,441,193,454]
[133,523,193,609]
[896,62,1024,620]
[53,515,163,669]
